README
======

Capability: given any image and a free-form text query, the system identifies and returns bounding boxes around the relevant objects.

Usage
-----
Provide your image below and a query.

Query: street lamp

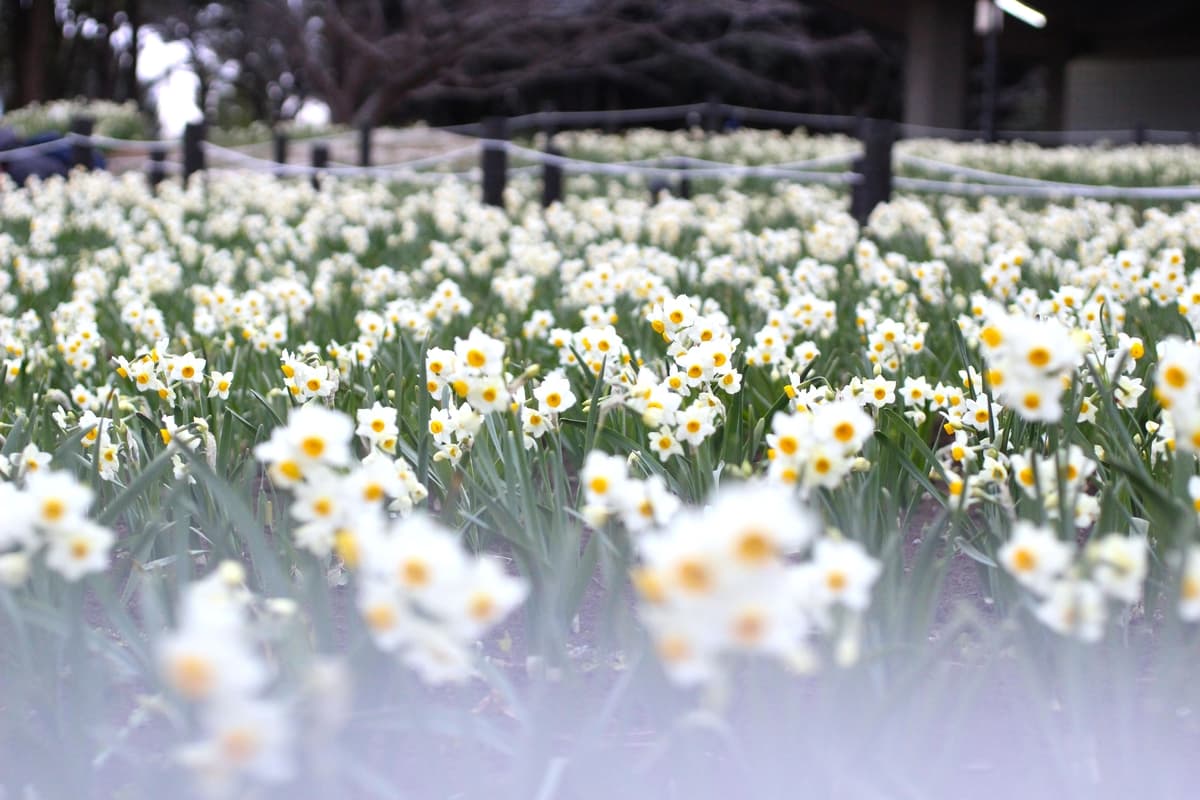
[975,0,1047,141]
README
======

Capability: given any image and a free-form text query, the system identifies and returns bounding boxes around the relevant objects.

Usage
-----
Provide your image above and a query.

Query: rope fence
[4,105,1200,217]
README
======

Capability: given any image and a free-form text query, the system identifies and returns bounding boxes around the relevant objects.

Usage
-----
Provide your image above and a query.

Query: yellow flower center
[1013,547,1036,572]
[826,571,847,592]
[335,529,359,568]
[402,560,430,587]
[1027,347,1051,368]
[219,727,261,764]
[42,498,66,523]
[364,602,397,632]
[468,592,496,621]
[631,568,666,604]
[170,654,214,699]
[658,635,691,663]
[733,610,765,644]
[676,559,712,593]
[736,531,774,564]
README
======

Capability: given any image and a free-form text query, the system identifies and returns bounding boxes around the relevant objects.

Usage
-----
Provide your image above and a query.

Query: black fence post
[147,149,165,190]
[311,142,328,190]
[851,118,894,226]
[69,115,95,171]
[649,177,669,204]
[273,131,289,178]
[703,97,721,133]
[677,159,691,199]
[1134,122,1146,146]
[482,116,507,208]
[183,121,205,186]
[359,124,372,167]
[540,102,558,141]
[542,142,562,207]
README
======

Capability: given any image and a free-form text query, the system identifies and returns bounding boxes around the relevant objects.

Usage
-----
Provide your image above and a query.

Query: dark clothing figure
[0,127,104,184]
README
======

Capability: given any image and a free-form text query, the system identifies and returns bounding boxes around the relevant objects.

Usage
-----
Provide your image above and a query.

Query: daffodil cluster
[579,450,681,530]
[253,404,427,558]
[1000,522,1147,642]
[158,564,295,792]
[765,399,874,489]
[631,481,880,685]
[351,513,527,683]
[0,467,114,583]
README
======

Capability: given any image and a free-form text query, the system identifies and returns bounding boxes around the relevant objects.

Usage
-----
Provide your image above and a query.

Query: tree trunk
[130,1,141,105]
[11,0,54,107]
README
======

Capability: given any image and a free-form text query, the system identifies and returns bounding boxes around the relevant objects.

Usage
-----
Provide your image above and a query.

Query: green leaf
[96,445,176,527]
[954,535,997,568]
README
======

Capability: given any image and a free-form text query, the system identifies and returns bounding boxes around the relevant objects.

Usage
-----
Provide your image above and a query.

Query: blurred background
[1,0,1199,136]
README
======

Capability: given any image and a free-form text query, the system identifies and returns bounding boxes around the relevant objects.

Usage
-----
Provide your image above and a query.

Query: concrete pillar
[903,0,970,130]
[1042,58,1066,132]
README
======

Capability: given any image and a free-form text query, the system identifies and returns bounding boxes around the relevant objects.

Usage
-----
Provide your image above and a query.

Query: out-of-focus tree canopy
[2,0,900,126]
[163,0,898,125]
[1,0,141,111]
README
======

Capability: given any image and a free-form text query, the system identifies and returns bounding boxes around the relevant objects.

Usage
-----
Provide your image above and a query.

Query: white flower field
[2,128,1200,797]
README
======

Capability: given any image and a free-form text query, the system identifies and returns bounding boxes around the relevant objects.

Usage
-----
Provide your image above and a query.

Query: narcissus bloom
[999,522,1074,596]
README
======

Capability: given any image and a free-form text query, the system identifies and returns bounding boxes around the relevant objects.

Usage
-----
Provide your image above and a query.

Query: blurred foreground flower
[632,480,880,686]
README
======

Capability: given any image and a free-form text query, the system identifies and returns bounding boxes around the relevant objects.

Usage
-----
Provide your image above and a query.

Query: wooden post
[540,102,557,141]
[69,115,95,170]
[147,149,165,189]
[182,121,205,186]
[649,177,669,203]
[703,98,721,133]
[541,143,562,207]
[482,116,507,208]
[273,130,288,178]
[359,123,372,167]
[851,119,894,226]
[311,142,328,190]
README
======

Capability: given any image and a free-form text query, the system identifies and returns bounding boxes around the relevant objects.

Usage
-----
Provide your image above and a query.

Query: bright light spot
[995,0,1047,29]
[139,29,202,136]
[295,99,331,128]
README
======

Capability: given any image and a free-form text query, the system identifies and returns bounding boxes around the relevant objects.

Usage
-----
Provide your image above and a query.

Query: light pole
[975,0,1047,142]
[975,0,1003,142]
